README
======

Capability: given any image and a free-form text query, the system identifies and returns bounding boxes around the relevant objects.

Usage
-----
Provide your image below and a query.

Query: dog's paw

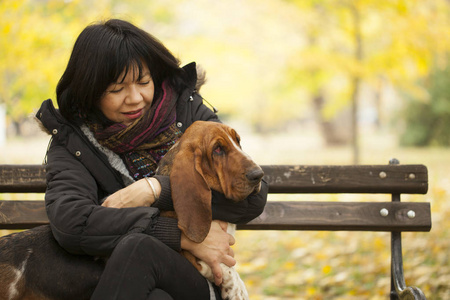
[198,260,215,282]
[220,265,249,300]
[198,260,249,300]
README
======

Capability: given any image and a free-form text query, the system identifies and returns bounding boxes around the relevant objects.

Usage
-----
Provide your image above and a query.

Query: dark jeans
[91,233,221,300]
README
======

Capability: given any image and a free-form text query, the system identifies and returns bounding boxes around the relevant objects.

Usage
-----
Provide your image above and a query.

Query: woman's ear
[170,147,212,243]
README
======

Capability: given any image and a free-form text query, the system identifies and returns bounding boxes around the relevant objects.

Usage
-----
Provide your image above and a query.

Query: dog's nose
[246,167,264,183]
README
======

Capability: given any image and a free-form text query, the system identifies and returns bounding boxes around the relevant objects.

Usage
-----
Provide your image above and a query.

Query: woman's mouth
[122,109,143,120]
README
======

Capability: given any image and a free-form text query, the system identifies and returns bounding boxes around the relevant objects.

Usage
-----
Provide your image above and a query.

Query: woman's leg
[91,233,215,300]
[147,289,173,300]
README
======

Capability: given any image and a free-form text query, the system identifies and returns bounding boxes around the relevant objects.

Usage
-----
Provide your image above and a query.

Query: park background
[0,0,449,299]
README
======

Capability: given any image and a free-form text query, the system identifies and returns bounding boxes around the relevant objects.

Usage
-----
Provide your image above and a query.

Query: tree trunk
[313,93,351,146]
[350,4,363,164]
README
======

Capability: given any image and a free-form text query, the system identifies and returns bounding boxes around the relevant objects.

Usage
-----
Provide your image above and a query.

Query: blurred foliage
[2,0,450,137]
[400,57,450,146]
[0,0,174,126]
[1,0,100,123]
[280,0,450,135]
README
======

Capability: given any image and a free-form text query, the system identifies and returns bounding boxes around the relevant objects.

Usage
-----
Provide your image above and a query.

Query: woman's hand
[181,220,236,286]
[102,178,161,208]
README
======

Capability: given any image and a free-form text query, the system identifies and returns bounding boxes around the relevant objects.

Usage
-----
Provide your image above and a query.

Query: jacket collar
[180,62,207,92]
[36,99,67,134]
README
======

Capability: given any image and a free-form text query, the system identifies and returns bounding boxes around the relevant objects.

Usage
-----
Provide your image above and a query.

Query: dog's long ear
[170,147,212,243]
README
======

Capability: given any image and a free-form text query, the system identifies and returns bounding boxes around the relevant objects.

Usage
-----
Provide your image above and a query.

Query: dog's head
[160,121,264,243]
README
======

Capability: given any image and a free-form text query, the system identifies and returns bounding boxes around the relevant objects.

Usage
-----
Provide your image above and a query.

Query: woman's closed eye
[106,82,123,93]
[108,81,148,93]
[138,80,151,86]
[109,87,123,93]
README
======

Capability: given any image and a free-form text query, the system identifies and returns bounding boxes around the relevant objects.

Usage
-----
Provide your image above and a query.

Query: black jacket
[36,62,268,257]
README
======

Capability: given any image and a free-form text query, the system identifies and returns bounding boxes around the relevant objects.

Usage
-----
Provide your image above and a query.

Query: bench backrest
[0,163,431,232]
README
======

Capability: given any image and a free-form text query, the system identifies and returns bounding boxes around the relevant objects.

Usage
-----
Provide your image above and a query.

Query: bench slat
[0,200,49,229]
[0,165,47,193]
[262,165,428,194]
[0,200,431,232]
[0,164,428,194]
[239,201,431,232]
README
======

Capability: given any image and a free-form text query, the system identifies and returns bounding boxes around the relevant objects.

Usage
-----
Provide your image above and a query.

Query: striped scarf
[87,81,182,179]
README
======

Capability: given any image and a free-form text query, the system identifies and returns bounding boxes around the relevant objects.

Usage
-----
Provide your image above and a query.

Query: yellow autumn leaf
[322,265,332,275]
[307,287,317,296]
[283,261,296,271]
[374,236,387,251]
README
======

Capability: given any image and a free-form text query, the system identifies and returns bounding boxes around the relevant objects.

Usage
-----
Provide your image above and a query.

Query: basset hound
[0,121,264,300]
[157,121,264,300]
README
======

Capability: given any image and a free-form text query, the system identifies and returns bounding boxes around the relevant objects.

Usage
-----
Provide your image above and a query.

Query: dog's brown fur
[157,121,263,273]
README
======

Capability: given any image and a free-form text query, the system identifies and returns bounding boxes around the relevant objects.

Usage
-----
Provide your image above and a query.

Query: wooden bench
[0,159,431,299]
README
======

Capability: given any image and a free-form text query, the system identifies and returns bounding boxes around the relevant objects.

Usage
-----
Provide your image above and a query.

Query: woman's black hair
[56,19,182,125]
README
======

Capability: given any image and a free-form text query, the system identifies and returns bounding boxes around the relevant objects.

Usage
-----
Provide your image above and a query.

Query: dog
[0,121,264,300]
[157,121,264,299]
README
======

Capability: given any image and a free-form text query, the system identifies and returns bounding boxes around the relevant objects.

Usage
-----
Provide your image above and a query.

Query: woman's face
[99,64,154,126]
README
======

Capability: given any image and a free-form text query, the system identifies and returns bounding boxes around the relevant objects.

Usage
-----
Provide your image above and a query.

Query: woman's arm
[45,143,178,256]
[100,171,237,286]
[102,177,161,208]
[151,176,268,224]
[211,179,268,224]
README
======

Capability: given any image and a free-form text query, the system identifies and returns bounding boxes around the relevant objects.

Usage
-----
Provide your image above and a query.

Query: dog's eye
[214,146,224,155]
[234,133,241,146]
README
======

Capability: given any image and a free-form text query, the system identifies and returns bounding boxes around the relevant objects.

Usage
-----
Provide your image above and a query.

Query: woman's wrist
[102,179,159,208]
[151,175,174,211]
[180,232,195,251]
[141,177,161,205]
[149,216,182,251]
[145,177,160,202]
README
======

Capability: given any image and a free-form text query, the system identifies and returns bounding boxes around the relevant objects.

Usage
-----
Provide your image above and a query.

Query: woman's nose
[125,85,143,104]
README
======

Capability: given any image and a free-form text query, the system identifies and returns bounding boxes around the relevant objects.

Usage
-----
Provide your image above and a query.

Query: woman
[36,19,268,299]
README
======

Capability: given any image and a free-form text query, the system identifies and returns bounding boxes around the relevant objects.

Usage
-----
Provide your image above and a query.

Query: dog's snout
[246,167,264,183]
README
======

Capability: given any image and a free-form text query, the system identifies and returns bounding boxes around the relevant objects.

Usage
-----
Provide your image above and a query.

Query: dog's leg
[219,224,248,300]
[197,261,248,300]
[0,263,26,300]
[197,224,248,300]
[219,264,249,300]
[0,245,31,300]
